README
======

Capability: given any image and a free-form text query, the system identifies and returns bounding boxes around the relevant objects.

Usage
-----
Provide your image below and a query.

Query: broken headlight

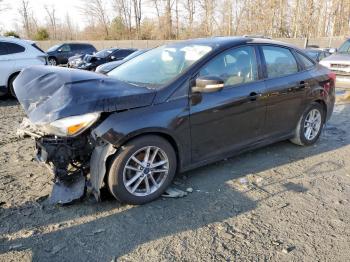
[42,112,100,137]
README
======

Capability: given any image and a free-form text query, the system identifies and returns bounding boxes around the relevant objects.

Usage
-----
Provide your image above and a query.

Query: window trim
[258,44,303,80]
[194,44,263,90]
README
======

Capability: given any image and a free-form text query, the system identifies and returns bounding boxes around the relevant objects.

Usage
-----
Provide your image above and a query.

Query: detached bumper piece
[35,135,94,204]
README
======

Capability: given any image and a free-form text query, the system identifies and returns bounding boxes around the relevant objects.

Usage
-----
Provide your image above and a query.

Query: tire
[8,73,19,97]
[107,135,177,205]
[48,57,57,66]
[290,102,325,146]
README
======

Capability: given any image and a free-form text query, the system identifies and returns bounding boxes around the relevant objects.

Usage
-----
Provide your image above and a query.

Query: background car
[319,38,350,88]
[14,37,335,205]
[77,48,137,71]
[67,53,87,68]
[46,43,96,66]
[304,48,331,62]
[95,49,150,74]
[0,36,47,97]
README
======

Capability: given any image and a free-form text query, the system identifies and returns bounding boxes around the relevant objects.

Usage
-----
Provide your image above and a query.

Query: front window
[108,44,213,88]
[47,44,60,52]
[338,40,350,54]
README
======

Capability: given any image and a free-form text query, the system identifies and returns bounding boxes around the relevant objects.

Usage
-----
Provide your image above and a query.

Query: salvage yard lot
[0,91,350,261]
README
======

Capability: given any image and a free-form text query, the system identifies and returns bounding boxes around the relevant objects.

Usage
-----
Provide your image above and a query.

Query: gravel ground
[0,91,349,262]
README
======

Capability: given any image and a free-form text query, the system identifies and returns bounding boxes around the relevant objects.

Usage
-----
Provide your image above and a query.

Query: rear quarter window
[296,52,316,69]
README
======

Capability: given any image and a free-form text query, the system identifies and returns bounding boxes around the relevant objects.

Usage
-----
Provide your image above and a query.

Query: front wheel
[290,103,325,146]
[48,57,57,66]
[107,135,177,205]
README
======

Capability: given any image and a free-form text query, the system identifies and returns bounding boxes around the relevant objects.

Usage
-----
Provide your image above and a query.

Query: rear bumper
[335,76,350,88]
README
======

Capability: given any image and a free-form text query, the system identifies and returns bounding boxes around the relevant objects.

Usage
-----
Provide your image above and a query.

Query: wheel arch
[313,99,327,118]
[113,131,182,173]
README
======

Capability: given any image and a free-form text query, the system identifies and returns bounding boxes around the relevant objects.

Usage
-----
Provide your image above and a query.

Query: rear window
[338,40,350,54]
[262,46,299,78]
[31,43,45,53]
[6,43,25,54]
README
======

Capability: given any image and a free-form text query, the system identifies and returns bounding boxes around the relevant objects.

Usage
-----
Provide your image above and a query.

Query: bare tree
[80,0,110,38]
[19,0,32,38]
[132,0,142,39]
[45,5,57,39]
[114,0,132,38]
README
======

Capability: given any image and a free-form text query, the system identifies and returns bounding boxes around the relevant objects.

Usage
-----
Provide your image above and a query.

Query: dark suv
[15,37,335,205]
[46,43,97,66]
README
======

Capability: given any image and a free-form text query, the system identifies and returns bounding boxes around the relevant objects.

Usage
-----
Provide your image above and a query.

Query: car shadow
[0,103,349,261]
[0,97,19,107]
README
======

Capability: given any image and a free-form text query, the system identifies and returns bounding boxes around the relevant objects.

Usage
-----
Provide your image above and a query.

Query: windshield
[95,49,116,58]
[107,44,213,87]
[338,40,350,53]
[47,44,60,52]
[305,51,319,60]
[124,49,147,61]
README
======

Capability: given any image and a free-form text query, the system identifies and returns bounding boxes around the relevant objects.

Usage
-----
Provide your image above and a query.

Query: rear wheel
[290,103,325,146]
[107,135,177,205]
[8,73,19,97]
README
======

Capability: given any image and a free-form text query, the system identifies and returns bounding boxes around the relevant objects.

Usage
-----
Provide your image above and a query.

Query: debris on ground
[162,187,187,198]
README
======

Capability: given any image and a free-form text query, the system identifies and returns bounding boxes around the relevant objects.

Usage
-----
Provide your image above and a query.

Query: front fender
[92,98,191,170]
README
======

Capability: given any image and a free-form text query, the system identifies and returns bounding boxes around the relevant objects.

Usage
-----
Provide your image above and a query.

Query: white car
[0,37,48,96]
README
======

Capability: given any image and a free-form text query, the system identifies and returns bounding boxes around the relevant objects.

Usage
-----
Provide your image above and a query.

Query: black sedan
[14,37,335,205]
[95,49,150,74]
[77,48,137,71]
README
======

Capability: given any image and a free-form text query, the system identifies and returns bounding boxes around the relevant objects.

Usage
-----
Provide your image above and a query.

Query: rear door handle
[249,92,262,101]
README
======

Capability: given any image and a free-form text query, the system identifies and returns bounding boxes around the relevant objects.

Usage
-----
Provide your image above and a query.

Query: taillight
[323,72,336,95]
[328,72,336,82]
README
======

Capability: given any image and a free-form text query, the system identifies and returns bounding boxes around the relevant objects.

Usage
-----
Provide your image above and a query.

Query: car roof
[0,36,35,45]
[168,36,300,50]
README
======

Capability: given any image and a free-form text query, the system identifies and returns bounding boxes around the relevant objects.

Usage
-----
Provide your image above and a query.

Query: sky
[0,0,87,31]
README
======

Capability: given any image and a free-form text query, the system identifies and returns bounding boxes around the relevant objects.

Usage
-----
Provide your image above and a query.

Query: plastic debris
[162,187,187,198]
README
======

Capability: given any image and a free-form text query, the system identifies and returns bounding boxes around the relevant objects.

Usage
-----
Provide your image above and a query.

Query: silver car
[320,38,350,88]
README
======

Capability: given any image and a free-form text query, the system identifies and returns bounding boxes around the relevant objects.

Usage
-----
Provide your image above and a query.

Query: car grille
[330,64,350,68]
[331,70,350,76]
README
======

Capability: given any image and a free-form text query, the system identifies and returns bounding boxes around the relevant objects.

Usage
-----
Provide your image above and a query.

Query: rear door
[0,42,13,88]
[189,45,267,162]
[0,42,24,88]
[259,45,308,137]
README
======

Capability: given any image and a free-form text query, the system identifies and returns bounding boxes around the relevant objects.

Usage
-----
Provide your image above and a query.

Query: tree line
[1,0,350,40]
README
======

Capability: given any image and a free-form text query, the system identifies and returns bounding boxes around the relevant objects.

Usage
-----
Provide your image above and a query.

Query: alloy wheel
[49,58,56,66]
[122,146,169,197]
[304,109,322,141]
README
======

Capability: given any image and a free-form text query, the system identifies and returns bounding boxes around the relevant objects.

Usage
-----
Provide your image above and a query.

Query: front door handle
[249,92,262,101]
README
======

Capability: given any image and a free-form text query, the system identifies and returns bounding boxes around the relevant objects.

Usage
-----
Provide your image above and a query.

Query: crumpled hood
[13,66,156,124]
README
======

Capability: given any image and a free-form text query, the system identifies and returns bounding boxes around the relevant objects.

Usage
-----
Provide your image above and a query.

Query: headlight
[43,112,100,137]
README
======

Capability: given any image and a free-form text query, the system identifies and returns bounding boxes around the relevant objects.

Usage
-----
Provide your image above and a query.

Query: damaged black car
[14,37,335,205]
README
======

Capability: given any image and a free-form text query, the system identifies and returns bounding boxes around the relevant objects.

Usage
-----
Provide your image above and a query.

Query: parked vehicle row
[47,43,96,66]
[320,38,350,88]
[14,37,336,205]
[0,37,48,97]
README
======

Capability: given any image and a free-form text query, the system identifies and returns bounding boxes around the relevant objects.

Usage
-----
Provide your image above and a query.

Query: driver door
[189,45,267,162]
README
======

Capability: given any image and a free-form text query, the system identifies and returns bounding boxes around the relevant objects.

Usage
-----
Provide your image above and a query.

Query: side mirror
[111,56,116,60]
[192,76,224,93]
[329,48,337,54]
[57,49,62,53]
